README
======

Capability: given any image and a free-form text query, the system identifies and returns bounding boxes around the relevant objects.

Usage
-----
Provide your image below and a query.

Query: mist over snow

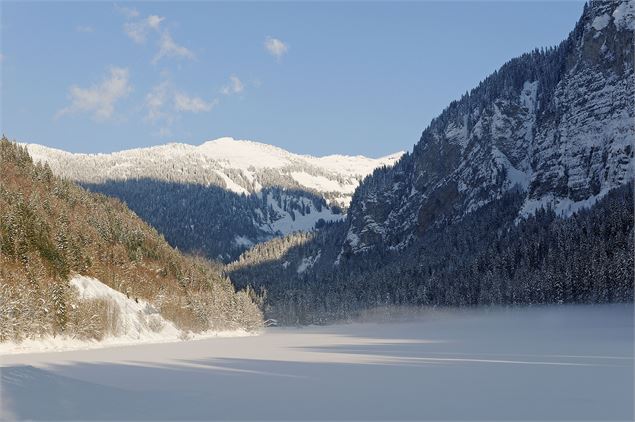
[2,305,632,420]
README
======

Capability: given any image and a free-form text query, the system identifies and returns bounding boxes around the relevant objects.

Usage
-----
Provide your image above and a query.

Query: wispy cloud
[264,36,288,60]
[145,80,216,136]
[56,67,132,121]
[116,8,192,64]
[156,127,172,137]
[123,21,148,44]
[114,4,139,19]
[174,92,216,113]
[147,15,165,30]
[123,14,165,44]
[153,31,195,64]
[76,25,94,33]
[145,80,173,124]
[221,75,244,96]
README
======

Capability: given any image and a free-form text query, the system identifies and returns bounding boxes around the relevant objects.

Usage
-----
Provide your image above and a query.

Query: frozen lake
[1,305,633,420]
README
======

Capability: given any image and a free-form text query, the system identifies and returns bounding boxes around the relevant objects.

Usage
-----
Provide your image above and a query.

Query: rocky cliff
[342,0,634,257]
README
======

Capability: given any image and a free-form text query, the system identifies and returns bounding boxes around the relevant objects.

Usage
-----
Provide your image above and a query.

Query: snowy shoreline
[2,305,632,420]
[0,328,258,356]
[1,275,260,356]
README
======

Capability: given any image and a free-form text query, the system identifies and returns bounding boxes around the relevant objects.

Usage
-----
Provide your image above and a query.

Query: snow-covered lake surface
[1,305,633,420]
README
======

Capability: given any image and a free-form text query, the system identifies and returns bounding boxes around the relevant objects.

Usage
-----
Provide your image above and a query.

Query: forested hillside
[227,1,635,324]
[229,184,633,324]
[83,179,339,261]
[26,138,401,261]
[0,138,262,342]
[342,0,633,256]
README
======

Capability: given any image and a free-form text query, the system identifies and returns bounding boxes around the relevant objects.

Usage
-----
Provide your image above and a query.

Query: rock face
[343,0,634,256]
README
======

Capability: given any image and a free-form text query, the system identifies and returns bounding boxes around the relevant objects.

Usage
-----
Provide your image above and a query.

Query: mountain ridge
[25,137,403,208]
[225,0,635,324]
[341,0,634,257]
[25,137,403,260]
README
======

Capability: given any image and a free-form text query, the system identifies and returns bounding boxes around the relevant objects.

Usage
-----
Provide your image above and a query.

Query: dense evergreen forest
[83,179,335,261]
[228,184,634,325]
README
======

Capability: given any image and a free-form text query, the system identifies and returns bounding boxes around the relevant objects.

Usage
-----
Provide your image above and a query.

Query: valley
[1,1,633,420]
[25,138,402,260]
[2,305,632,420]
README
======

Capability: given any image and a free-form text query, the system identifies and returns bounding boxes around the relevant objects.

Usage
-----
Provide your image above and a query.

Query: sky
[1,1,585,157]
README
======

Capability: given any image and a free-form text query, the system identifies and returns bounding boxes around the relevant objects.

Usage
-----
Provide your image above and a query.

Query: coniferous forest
[228,184,634,324]
[0,139,262,342]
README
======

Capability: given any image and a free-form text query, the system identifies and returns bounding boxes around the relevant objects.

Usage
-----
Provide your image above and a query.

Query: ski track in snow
[1,305,632,421]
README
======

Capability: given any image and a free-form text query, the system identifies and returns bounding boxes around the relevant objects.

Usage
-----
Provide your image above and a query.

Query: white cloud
[147,15,165,30]
[56,67,132,121]
[144,80,217,136]
[114,4,139,19]
[76,25,94,33]
[153,31,195,63]
[174,92,216,113]
[145,80,172,124]
[221,75,244,95]
[115,8,190,65]
[264,36,288,59]
[123,21,148,43]
[123,15,165,44]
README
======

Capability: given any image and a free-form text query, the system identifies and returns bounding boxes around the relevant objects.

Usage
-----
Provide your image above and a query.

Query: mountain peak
[586,0,634,32]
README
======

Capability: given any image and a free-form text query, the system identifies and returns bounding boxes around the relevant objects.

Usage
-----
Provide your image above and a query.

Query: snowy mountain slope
[223,1,634,325]
[0,276,254,354]
[0,138,262,345]
[25,138,402,260]
[341,0,634,256]
[25,137,402,209]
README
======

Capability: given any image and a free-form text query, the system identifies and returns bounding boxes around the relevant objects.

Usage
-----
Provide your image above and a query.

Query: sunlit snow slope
[26,137,403,209]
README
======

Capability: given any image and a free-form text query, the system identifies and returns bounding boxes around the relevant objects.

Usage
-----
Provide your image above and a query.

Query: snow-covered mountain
[26,137,402,209]
[25,138,402,260]
[225,2,634,324]
[341,0,634,256]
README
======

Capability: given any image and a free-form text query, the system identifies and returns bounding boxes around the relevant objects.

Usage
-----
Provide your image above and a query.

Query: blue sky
[1,1,584,157]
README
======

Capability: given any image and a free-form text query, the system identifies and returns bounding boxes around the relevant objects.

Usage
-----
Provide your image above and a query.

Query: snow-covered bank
[0,276,258,356]
[0,328,255,356]
[1,305,632,420]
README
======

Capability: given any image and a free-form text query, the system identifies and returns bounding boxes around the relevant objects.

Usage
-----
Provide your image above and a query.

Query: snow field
[1,305,632,420]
